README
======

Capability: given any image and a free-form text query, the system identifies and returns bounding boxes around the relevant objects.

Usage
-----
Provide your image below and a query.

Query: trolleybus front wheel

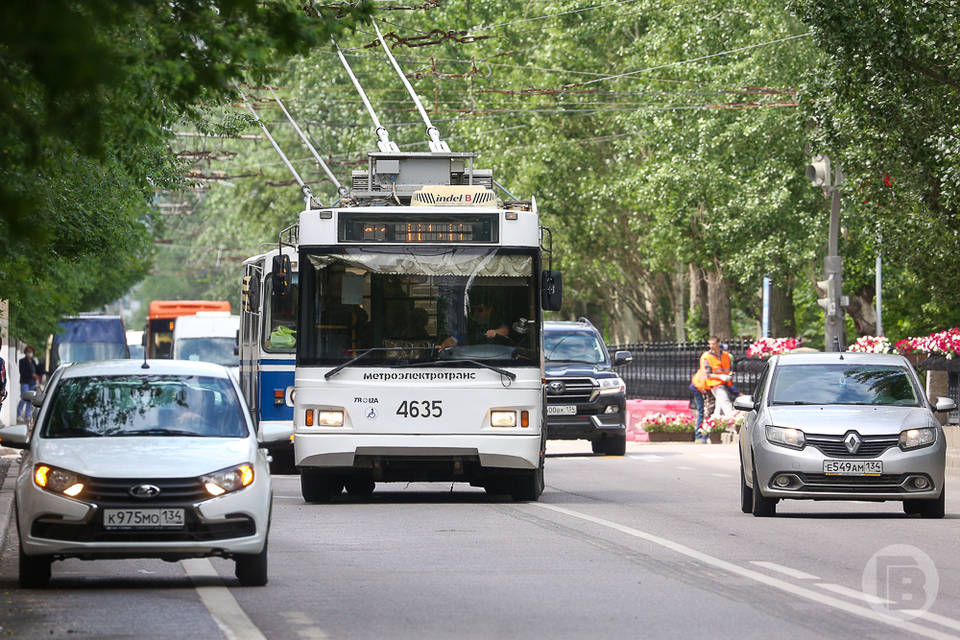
[300,472,344,503]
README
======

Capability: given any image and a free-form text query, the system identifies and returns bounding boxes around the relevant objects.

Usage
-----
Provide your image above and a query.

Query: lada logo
[844,432,862,454]
[547,381,565,395]
[129,484,161,499]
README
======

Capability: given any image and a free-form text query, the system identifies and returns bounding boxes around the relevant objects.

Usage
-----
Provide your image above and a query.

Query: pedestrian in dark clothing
[17,346,42,423]
[0,336,7,414]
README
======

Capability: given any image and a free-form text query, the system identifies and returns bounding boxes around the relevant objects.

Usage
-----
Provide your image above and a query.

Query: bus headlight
[490,411,517,427]
[316,410,344,427]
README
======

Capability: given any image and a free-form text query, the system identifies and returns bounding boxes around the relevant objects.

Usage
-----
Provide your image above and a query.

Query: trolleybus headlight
[899,428,935,450]
[202,463,255,497]
[34,464,86,497]
[490,411,517,427]
[317,410,344,427]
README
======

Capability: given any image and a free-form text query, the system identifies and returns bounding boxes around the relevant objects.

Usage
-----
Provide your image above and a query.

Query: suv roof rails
[577,316,593,326]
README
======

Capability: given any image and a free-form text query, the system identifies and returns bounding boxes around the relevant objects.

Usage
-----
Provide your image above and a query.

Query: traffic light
[806,154,831,188]
[816,274,837,316]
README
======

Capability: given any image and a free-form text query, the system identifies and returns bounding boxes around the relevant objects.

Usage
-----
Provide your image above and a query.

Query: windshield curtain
[299,246,540,366]
[175,337,239,367]
[769,364,921,406]
[42,375,248,438]
[263,273,299,353]
[544,330,607,364]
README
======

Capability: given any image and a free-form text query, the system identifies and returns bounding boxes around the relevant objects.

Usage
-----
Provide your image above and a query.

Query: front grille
[797,473,912,493]
[82,477,208,505]
[805,433,900,458]
[546,378,597,404]
[32,513,255,543]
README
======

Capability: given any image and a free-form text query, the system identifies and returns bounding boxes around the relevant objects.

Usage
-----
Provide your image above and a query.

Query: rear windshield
[544,330,606,364]
[175,337,239,367]
[56,342,128,363]
[769,364,921,407]
[42,375,248,438]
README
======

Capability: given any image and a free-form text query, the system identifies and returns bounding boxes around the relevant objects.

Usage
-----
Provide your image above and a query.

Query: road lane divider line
[749,561,820,581]
[902,611,960,633]
[816,583,891,605]
[182,558,267,640]
[627,455,663,462]
[530,503,958,640]
[677,465,695,470]
[711,473,732,478]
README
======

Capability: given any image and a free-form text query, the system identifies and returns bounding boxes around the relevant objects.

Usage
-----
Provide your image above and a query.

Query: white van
[172,312,241,379]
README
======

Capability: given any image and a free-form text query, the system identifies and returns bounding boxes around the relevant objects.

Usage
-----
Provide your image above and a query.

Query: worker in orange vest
[691,337,737,440]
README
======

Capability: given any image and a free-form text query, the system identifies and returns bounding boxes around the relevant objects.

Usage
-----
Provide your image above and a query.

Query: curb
[0,456,19,552]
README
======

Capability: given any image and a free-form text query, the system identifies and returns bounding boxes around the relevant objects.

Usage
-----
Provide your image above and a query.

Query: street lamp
[807,154,847,351]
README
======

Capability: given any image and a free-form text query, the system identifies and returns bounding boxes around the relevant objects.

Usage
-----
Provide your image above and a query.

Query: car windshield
[175,337,239,367]
[41,375,248,438]
[300,247,540,366]
[57,342,128,363]
[545,330,606,364]
[769,364,921,406]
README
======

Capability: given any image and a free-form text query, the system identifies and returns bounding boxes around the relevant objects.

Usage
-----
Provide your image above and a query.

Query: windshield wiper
[119,428,203,437]
[325,346,437,380]
[771,400,817,405]
[392,358,517,381]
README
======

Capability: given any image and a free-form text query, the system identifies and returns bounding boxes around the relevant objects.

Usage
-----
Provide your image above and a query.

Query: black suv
[543,319,632,455]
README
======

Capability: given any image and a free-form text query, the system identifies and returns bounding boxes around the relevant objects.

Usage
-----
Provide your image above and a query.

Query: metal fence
[610,339,763,400]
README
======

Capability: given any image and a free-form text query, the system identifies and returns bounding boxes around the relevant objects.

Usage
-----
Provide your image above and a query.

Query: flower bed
[745,337,801,359]
[638,412,695,433]
[847,335,894,354]
[896,327,960,359]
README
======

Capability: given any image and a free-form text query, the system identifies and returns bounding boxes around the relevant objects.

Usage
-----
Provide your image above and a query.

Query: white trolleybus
[239,244,299,472]
[283,151,562,501]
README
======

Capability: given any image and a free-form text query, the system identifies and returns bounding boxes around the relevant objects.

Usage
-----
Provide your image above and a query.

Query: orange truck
[146,300,231,358]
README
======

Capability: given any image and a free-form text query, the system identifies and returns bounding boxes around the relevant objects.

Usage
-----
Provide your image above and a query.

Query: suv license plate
[823,460,882,476]
[547,405,577,416]
[103,508,185,529]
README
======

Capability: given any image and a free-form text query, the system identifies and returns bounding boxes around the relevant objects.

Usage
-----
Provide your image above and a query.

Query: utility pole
[875,229,883,336]
[807,155,847,351]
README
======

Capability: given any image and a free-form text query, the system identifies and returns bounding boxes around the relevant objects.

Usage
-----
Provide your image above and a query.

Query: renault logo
[547,381,565,395]
[843,432,862,454]
[129,484,161,499]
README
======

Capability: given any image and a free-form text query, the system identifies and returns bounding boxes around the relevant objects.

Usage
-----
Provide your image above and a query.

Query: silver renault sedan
[736,352,957,517]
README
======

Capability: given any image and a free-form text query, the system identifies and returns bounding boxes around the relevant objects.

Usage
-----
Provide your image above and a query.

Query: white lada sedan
[0,360,279,588]
[736,352,956,517]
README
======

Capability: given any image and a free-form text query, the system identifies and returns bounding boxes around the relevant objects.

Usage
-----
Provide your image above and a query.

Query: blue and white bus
[240,246,298,472]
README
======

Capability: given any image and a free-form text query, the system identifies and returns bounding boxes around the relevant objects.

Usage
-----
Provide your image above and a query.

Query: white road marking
[677,465,695,471]
[530,503,957,640]
[749,561,820,581]
[275,495,304,500]
[697,453,737,460]
[902,612,960,633]
[182,558,267,640]
[711,473,732,478]
[816,583,891,605]
[628,454,663,462]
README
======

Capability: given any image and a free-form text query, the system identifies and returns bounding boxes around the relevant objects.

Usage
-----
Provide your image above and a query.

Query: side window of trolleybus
[264,273,299,352]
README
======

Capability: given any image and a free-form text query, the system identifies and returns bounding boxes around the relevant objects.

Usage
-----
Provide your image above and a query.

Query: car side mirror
[733,395,757,412]
[22,390,43,407]
[541,270,562,312]
[934,397,957,413]
[613,350,632,366]
[0,424,29,449]
[258,421,293,448]
[272,254,292,300]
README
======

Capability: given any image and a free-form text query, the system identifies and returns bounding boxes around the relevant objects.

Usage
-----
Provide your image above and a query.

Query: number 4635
[396,400,443,418]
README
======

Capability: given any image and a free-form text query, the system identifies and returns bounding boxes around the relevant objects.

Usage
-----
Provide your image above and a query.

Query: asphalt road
[2,441,960,640]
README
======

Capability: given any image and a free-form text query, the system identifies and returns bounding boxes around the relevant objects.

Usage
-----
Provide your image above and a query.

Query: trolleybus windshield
[299,246,539,366]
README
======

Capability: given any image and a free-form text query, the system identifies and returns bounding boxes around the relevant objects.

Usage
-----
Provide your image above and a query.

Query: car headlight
[765,426,805,449]
[34,464,86,497]
[598,377,625,395]
[899,428,936,451]
[201,463,255,497]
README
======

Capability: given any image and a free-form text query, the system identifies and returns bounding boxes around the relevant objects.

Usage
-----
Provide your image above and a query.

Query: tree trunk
[673,265,686,341]
[688,264,708,338]
[706,269,733,339]
[845,285,877,336]
[769,280,796,338]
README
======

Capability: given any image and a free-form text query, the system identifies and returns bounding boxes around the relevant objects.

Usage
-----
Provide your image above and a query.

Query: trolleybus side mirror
[272,254,292,299]
[541,270,563,311]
